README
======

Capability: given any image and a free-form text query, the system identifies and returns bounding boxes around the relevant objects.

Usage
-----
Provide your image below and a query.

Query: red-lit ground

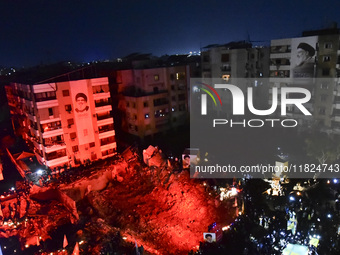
[1,151,235,254]
[87,169,218,254]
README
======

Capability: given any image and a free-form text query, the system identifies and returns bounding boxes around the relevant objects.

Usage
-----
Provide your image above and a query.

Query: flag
[63,235,68,248]
[72,242,79,255]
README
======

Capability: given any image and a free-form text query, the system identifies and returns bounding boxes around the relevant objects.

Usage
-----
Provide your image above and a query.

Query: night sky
[1,0,340,68]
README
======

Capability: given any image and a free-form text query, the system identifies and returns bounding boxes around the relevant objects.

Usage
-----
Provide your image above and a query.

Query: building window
[154,74,159,81]
[170,74,175,80]
[320,94,328,102]
[323,56,331,62]
[91,152,97,161]
[171,85,175,91]
[321,83,329,89]
[178,94,186,101]
[319,108,326,115]
[322,68,330,76]
[67,119,74,126]
[72,145,79,152]
[176,72,185,80]
[48,108,53,116]
[65,104,72,112]
[89,142,95,148]
[70,132,77,140]
[62,90,70,97]
[143,101,148,107]
[172,107,176,112]
[324,43,332,49]
[179,104,186,111]
[172,96,176,101]
[145,113,149,119]
[126,102,129,108]
[221,53,230,62]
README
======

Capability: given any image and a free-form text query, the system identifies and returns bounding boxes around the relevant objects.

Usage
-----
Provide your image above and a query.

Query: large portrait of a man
[292,42,315,78]
[75,93,89,113]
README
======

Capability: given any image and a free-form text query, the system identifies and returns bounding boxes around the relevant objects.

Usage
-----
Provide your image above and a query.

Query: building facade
[200,42,270,117]
[269,29,340,132]
[5,77,116,169]
[116,66,190,138]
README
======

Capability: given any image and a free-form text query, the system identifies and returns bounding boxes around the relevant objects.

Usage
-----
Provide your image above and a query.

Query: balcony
[45,156,69,168]
[100,142,117,152]
[97,118,114,127]
[95,105,112,114]
[93,92,111,101]
[36,99,58,109]
[42,128,64,139]
[98,130,115,140]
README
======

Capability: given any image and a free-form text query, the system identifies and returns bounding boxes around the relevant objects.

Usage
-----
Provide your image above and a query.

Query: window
[132,102,136,108]
[126,102,130,108]
[323,56,331,62]
[171,85,175,91]
[178,94,186,101]
[319,108,326,115]
[145,113,149,119]
[91,152,97,161]
[65,104,72,112]
[179,104,186,111]
[89,142,95,148]
[324,43,333,49]
[322,68,330,76]
[176,72,185,80]
[321,83,329,89]
[172,96,176,101]
[143,101,148,107]
[67,119,74,126]
[70,132,77,139]
[154,74,159,81]
[48,108,53,116]
[221,53,230,62]
[320,94,328,102]
[72,145,79,152]
[170,74,175,80]
[171,107,176,112]
[62,90,70,97]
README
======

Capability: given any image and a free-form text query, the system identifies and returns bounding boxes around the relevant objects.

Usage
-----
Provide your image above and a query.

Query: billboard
[70,80,95,145]
[290,36,318,79]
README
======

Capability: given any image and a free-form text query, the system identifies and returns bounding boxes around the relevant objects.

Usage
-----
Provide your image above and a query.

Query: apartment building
[200,41,270,117]
[5,77,116,169]
[269,27,340,132]
[116,66,190,138]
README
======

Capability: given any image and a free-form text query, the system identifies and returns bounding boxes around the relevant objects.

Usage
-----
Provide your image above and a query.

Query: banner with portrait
[70,80,95,145]
[290,36,318,80]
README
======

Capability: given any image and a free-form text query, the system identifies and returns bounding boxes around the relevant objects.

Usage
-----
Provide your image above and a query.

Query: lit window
[323,56,331,62]
[154,75,159,81]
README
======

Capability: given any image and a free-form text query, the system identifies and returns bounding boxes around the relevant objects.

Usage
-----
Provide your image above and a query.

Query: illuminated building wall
[117,65,190,137]
[5,77,116,169]
[269,29,340,132]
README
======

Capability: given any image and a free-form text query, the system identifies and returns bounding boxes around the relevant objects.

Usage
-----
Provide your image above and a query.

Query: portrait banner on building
[290,36,318,81]
[70,80,95,145]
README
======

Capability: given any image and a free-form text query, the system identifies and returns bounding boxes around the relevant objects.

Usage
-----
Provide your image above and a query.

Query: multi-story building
[200,41,270,117]
[269,26,340,132]
[115,66,190,138]
[5,77,116,169]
